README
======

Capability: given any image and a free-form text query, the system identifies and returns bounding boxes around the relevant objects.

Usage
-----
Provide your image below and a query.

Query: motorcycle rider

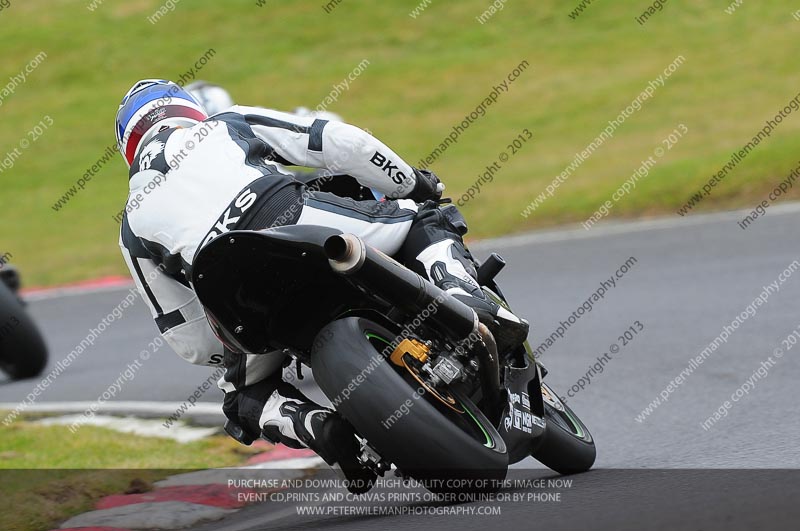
[116,79,528,491]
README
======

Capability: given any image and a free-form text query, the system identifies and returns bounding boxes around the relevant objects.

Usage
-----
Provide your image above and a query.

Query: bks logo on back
[201,188,257,248]
[370,151,407,184]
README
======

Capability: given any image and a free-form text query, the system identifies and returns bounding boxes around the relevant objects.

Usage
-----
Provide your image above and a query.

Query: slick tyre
[311,317,508,490]
[530,383,596,474]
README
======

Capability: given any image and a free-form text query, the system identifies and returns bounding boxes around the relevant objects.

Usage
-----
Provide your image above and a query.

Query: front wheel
[530,382,596,474]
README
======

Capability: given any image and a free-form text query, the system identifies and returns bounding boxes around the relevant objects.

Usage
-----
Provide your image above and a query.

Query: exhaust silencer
[324,233,479,342]
[326,233,504,411]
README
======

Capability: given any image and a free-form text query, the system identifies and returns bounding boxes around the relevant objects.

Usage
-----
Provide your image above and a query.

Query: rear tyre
[530,382,596,474]
[311,317,508,489]
[0,282,47,380]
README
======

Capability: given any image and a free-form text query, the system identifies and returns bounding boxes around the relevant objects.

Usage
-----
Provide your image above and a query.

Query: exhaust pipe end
[325,234,366,275]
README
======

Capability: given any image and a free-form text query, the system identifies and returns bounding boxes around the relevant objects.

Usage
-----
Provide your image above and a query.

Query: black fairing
[191,225,363,354]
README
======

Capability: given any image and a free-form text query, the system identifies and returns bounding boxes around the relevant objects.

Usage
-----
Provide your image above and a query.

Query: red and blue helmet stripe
[115,79,207,167]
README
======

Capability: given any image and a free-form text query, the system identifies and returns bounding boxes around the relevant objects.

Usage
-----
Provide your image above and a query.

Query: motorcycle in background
[0,261,48,380]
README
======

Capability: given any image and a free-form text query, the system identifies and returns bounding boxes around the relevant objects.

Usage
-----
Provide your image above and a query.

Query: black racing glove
[407,168,445,203]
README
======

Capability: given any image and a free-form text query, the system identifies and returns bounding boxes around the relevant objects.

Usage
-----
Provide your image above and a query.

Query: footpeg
[477,253,505,285]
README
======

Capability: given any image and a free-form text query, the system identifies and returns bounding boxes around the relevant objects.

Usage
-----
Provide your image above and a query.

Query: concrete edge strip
[0,400,222,417]
[58,501,237,530]
[57,446,326,531]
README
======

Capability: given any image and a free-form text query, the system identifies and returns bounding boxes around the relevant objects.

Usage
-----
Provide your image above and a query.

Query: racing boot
[417,239,529,353]
[258,383,377,494]
[402,203,529,353]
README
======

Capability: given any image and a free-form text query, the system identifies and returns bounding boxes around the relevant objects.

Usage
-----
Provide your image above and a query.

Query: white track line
[0,400,222,417]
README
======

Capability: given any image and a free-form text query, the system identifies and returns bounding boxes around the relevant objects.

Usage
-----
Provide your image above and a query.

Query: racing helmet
[115,79,207,168]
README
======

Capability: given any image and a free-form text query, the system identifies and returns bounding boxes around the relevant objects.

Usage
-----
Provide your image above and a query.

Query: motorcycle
[192,176,595,491]
[0,263,48,380]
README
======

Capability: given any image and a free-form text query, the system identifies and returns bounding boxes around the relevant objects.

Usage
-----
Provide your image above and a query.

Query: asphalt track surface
[3,205,800,529]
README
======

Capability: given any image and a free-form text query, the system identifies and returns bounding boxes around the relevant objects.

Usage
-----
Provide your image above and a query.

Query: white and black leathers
[119,106,421,372]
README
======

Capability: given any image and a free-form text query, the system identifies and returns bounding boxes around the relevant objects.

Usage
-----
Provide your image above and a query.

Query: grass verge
[1,1,799,285]
[0,414,261,531]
